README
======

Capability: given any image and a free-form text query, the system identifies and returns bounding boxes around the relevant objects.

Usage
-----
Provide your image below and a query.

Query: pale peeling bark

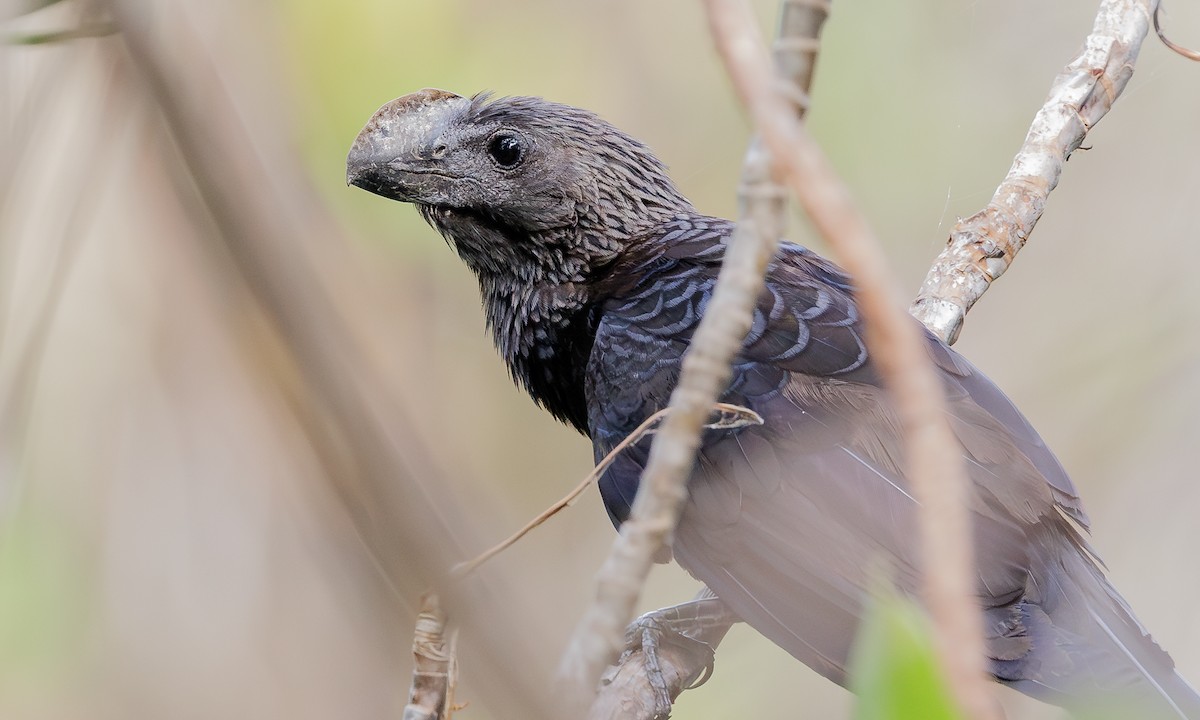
[403,593,457,720]
[911,0,1153,345]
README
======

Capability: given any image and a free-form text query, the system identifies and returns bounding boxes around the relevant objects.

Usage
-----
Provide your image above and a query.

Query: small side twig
[705,0,997,718]
[1153,1,1200,61]
[403,592,458,720]
[911,0,1155,344]
[449,403,761,581]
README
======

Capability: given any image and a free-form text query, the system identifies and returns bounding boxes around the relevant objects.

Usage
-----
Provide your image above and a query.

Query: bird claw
[617,597,736,718]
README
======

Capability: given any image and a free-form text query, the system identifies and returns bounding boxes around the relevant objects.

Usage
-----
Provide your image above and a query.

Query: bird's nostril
[431,144,449,159]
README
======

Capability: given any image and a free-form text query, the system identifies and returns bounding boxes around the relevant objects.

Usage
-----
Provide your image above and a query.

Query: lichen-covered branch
[556,3,828,715]
[911,0,1153,345]
[705,0,998,718]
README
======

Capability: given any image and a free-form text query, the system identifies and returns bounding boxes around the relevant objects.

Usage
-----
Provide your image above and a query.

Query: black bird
[347,89,1200,718]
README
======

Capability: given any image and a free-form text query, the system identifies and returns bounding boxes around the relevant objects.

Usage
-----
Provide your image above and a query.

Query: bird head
[347,89,692,282]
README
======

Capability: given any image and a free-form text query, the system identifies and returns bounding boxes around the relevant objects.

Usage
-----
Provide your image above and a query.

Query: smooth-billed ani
[346,88,1200,718]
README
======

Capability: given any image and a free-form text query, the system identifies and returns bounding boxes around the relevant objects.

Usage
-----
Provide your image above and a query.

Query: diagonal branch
[911,0,1154,345]
[555,2,829,715]
[554,141,783,713]
[705,0,998,718]
[582,3,831,717]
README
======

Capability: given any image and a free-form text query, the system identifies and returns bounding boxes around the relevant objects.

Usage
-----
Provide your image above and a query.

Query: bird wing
[587,215,1091,682]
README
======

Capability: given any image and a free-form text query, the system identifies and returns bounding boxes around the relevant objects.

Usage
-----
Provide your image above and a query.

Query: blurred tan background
[1,0,1198,718]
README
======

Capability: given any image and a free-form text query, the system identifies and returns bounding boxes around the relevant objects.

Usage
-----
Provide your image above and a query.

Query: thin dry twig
[1153,1,1200,61]
[450,403,761,581]
[705,1,998,718]
[403,592,458,720]
[911,0,1155,345]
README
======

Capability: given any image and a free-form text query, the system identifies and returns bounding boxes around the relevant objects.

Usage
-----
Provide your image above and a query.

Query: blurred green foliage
[0,505,86,697]
[849,592,965,720]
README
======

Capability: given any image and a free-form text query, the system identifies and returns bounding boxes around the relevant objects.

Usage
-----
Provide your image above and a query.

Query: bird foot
[617,596,738,719]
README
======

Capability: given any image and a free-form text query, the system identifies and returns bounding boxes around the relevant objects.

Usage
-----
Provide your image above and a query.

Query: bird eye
[487,134,524,168]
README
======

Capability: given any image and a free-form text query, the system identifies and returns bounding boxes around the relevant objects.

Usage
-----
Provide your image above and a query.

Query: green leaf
[849,591,966,720]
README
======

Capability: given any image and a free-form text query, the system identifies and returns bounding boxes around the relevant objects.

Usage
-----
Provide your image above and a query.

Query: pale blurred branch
[0,48,124,513]
[1,0,67,21]
[1,0,111,43]
[4,20,114,44]
[557,1,828,716]
[911,0,1155,345]
[105,0,559,716]
[708,0,998,718]
[109,0,459,581]
[0,0,108,321]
